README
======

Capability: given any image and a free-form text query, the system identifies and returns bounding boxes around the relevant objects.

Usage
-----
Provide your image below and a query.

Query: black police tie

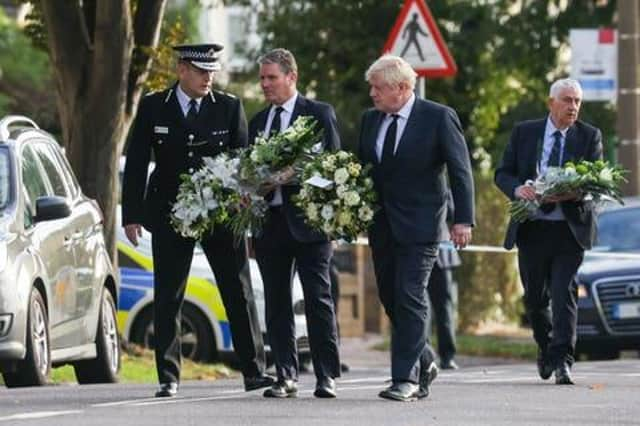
[540,130,563,214]
[270,106,284,135]
[186,98,198,126]
[548,130,562,168]
[381,114,399,167]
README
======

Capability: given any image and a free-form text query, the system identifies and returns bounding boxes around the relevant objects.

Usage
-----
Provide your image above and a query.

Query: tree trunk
[40,0,165,261]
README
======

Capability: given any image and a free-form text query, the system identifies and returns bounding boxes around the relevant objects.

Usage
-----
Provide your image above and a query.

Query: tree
[31,1,167,258]
[0,8,57,131]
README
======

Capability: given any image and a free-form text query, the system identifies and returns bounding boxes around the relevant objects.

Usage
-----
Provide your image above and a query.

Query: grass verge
[1,344,236,386]
[372,334,537,360]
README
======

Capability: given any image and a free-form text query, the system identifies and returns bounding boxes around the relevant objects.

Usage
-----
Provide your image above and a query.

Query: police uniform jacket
[122,83,248,231]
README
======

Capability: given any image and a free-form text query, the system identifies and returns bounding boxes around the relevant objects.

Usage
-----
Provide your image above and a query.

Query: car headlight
[577,283,588,299]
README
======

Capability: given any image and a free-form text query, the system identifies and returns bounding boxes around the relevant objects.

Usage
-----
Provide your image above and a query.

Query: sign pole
[417,77,425,99]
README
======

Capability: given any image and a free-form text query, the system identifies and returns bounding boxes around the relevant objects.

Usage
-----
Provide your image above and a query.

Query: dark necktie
[186,98,198,125]
[540,130,563,214]
[548,130,562,168]
[381,114,399,167]
[270,106,284,135]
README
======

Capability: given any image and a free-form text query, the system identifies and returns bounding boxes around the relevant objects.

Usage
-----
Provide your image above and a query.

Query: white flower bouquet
[509,159,628,223]
[293,150,378,241]
[170,154,269,241]
[237,115,324,192]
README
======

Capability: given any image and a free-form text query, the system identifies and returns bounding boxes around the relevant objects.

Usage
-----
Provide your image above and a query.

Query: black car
[575,200,640,359]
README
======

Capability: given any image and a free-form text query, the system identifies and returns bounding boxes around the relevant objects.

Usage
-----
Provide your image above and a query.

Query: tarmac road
[0,354,638,426]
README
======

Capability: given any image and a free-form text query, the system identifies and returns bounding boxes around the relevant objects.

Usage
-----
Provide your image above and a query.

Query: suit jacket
[248,95,341,243]
[122,83,248,231]
[358,97,475,245]
[494,118,603,250]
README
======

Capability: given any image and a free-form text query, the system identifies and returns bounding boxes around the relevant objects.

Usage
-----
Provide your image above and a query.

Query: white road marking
[0,410,83,422]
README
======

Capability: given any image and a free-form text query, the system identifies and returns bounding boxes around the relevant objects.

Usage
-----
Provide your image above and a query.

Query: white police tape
[352,237,640,259]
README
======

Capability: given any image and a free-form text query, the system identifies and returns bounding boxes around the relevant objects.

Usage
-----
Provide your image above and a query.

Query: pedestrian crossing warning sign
[383,0,457,77]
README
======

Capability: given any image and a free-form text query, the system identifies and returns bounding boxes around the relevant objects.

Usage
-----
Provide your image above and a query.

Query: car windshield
[0,148,10,211]
[593,207,640,252]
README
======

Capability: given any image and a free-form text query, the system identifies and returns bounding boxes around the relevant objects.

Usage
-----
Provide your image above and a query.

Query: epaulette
[213,89,236,99]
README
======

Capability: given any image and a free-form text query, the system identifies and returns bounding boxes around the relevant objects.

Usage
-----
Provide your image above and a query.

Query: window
[21,145,50,206]
[48,143,80,198]
[0,149,11,211]
[31,141,69,199]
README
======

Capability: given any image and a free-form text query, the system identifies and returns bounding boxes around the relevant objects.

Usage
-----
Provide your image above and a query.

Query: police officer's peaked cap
[173,43,223,72]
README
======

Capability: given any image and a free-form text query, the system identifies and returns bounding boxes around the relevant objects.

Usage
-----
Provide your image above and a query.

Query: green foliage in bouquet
[294,150,378,242]
[237,115,324,187]
[509,159,628,223]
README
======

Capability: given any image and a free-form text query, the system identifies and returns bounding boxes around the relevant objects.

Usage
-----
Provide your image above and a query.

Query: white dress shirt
[375,93,415,162]
[534,116,569,221]
[175,84,203,117]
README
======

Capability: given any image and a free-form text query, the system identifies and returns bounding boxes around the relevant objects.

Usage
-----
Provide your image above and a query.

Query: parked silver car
[0,116,119,387]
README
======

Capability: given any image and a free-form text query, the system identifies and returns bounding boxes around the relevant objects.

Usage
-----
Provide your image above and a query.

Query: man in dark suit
[428,193,462,370]
[495,78,603,385]
[249,48,341,398]
[122,43,273,397]
[358,55,475,401]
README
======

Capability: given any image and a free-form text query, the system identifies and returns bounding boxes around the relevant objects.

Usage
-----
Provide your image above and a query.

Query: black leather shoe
[314,377,336,398]
[555,363,574,385]
[379,381,420,402]
[417,361,439,399]
[244,374,276,391]
[537,351,553,380]
[340,362,350,373]
[155,382,178,397]
[440,359,459,370]
[263,379,298,398]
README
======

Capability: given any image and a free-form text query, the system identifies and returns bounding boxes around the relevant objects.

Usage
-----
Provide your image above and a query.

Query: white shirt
[175,84,202,117]
[534,116,568,221]
[264,92,298,206]
[375,93,415,162]
[540,116,568,175]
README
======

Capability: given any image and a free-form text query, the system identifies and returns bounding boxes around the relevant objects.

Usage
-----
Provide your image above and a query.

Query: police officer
[122,43,274,397]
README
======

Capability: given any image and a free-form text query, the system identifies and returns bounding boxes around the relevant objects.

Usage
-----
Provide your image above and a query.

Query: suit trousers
[516,220,584,367]
[427,262,457,362]
[370,215,438,383]
[254,208,340,382]
[151,220,265,384]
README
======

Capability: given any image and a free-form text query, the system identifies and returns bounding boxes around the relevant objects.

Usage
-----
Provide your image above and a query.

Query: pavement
[1,336,638,425]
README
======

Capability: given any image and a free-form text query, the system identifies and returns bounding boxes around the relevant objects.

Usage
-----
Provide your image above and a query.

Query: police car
[115,201,310,364]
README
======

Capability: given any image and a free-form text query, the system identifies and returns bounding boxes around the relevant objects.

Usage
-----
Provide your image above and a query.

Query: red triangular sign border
[383,0,457,78]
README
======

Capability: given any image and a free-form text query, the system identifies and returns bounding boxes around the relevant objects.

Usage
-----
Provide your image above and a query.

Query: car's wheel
[73,288,121,384]
[2,287,50,387]
[130,303,216,362]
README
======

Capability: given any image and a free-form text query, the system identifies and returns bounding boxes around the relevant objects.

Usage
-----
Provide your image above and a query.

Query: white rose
[338,151,350,160]
[321,205,334,220]
[298,188,308,199]
[599,168,613,183]
[344,191,361,206]
[334,168,349,185]
[336,185,348,199]
[358,205,373,222]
